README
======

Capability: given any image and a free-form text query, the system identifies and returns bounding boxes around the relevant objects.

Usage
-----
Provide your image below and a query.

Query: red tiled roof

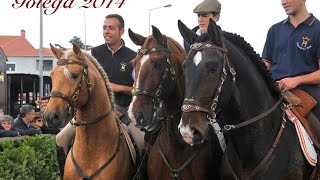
[0,31,53,57]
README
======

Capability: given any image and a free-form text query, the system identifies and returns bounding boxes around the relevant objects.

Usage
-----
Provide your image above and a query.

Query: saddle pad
[285,109,317,166]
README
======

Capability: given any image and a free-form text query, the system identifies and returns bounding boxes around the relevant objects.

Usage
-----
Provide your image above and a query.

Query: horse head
[44,43,112,128]
[128,26,185,131]
[177,20,234,146]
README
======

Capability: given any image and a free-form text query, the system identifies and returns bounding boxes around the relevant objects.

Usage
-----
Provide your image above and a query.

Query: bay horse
[127,25,223,179]
[178,19,316,180]
[44,43,135,179]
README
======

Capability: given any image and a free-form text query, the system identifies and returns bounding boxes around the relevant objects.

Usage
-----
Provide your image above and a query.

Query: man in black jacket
[13,105,41,136]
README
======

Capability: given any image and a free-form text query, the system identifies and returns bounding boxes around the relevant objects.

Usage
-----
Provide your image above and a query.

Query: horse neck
[74,72,118,149]
[223,49,283,163]
[160,67,185,144]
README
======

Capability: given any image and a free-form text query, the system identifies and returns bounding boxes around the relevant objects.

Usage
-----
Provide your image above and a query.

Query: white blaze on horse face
[63,67,76,83]
[193,52,202,66]
[178,119,195,146]
[128,54,150,125]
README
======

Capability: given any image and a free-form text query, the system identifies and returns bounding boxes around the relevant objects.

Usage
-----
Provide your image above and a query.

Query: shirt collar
[106,39,124,55]
[283,13,316,27]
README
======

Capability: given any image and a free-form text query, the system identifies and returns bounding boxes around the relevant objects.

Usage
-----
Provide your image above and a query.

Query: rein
[70,119,122,180]
[157,140,205,179]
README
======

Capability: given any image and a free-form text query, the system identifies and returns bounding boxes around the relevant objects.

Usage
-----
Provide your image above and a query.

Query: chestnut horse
[178,19,316,179]
[128,26,223,180]
[44,44,135,179]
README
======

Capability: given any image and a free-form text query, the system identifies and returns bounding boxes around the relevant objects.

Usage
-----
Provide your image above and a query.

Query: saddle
[284,89,320,150]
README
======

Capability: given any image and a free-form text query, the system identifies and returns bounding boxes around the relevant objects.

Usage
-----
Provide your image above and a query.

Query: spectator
[35,96,50,112]
[0,109,3,118]
[13,105,41,136]
[32,111,60,135]
[0,115,24,138]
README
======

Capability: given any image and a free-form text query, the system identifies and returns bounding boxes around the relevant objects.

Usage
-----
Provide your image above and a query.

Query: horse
[127,25,223,180]
[177,19,316,180]
[43,43,135,179]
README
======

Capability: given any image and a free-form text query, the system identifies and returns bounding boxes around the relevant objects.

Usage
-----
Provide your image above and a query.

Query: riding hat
[193,0,221,14]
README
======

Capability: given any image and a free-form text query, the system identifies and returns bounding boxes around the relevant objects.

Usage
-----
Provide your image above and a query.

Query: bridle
[131,44,176,114]
[50,58,112,126]
[181,42,287,179]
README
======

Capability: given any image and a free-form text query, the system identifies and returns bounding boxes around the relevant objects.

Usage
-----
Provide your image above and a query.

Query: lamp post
[39,3,43,99]
[148,4,172,35]
[83,9,87,50]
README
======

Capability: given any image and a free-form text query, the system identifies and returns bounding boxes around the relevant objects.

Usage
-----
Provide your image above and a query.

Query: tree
[69,36,85,49]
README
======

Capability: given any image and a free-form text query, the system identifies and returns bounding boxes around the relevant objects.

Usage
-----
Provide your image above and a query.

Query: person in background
[35,96,50,112]
[13,105,41,136]
[183,0,222,53]
[0,109,4,118]
[0,115,24,138]
[32,111,60,135]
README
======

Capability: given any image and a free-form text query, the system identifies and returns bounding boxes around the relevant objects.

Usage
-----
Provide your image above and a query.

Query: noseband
[132,45,176,111]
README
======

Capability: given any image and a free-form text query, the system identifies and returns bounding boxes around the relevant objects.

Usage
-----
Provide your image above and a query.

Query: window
[6,63,16,72]
[36,60,53,71]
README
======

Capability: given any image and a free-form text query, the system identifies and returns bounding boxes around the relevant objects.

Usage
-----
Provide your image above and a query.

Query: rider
[262,0,320,136]
[183,0,222,53]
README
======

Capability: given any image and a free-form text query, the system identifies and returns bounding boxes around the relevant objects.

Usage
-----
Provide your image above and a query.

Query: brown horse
[44,43,135,179]
[128,26,223,180]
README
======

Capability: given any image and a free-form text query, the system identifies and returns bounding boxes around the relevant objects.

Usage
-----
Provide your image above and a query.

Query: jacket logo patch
[296,36,312,50]
[120,62,127,72]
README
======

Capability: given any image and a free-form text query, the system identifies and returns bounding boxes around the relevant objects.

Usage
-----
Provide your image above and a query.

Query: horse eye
[206,62,219,73]
[153,61,163,68]
[71,73,79,79]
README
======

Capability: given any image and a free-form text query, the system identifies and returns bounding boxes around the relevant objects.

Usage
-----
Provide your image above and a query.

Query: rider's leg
[55,121,76,178]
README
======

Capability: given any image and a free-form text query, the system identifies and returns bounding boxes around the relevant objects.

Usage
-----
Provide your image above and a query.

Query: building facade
[0,30,56,117]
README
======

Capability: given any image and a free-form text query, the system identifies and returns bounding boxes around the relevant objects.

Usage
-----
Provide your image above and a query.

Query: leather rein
[181,42,287,179]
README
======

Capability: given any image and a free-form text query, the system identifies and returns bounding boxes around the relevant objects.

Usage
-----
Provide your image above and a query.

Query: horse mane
[80,50,115,105]
[221,31,282,99]
[166,36,187,65]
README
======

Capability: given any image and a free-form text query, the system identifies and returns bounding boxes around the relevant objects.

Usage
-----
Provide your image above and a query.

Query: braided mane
[222,31,282,99]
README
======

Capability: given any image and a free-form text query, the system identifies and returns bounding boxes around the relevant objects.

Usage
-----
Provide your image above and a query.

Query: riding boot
[56,145,66,180]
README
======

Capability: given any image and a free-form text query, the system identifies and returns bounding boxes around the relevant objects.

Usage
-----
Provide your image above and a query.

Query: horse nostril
[137,112,144,124]
[191,127,203,145]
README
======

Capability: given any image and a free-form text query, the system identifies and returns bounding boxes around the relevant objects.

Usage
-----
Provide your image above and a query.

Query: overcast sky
[1,0,320,55]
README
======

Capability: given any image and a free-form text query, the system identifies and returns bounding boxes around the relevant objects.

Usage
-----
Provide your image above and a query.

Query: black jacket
[13,116,41,136]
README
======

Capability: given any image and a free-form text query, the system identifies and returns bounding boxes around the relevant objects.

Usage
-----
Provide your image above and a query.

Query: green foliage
[0,135,60,180]
[69,36,85,49]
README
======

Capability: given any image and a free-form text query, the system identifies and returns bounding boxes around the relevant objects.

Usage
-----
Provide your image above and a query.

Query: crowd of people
[0,97,60,138]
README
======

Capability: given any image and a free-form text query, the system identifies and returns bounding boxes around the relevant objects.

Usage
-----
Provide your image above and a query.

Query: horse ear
[128,28,146,46]
[178,20,198,45]
[207,19,222,47]
[72,43,85,60]
[152,25,166,47]
[50,43,64,60]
